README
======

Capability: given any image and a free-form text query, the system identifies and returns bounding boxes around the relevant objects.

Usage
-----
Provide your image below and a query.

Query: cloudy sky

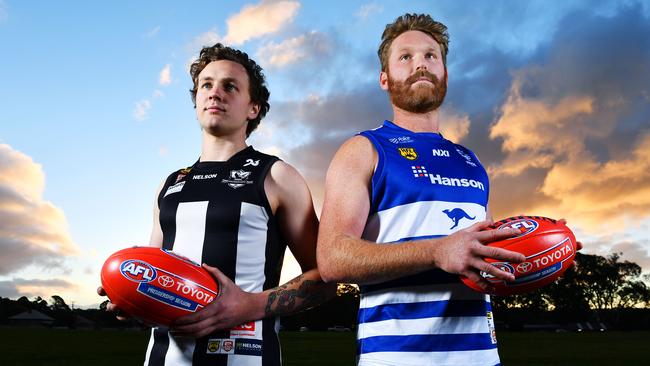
[1,0,649,307]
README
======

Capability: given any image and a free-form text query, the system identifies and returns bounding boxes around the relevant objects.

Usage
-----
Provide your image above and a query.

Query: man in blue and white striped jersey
[317,14,526,366]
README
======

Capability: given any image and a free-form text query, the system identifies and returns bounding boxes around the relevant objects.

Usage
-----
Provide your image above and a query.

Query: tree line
[1,252,648,330]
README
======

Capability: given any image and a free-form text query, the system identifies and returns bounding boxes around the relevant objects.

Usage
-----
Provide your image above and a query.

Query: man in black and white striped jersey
[99,43,336,366]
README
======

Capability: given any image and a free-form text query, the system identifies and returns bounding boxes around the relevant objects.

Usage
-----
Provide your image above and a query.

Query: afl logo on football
[120,260,157,283]
[498,218,539,238]
[481,262,514,280]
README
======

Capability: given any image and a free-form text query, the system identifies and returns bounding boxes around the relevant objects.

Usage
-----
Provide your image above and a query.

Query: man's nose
[209,87,223,101]
[414,54,428,71]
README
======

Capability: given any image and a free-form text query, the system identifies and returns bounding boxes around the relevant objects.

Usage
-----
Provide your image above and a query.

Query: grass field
[1,327,648,365]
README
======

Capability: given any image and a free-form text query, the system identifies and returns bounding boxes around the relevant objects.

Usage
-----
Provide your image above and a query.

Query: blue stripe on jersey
[359,299,490,323]
[393,234,445,242]
[358,333,497,354]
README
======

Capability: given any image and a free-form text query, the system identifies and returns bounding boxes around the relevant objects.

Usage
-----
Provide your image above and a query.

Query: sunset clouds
[0,144,79,276]
[223,1,300,45]
[485,4,650,233]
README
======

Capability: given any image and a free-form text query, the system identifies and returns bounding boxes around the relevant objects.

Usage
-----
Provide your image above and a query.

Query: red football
[461,216,577,296]
[100,246,219,326]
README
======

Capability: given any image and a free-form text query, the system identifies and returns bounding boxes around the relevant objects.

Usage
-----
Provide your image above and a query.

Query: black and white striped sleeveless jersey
[144,146,286,366]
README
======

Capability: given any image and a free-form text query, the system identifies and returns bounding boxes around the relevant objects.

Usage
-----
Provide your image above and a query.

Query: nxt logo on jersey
[398,147,418,160]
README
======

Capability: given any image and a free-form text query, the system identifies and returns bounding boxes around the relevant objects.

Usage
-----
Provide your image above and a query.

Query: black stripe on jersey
[201,197,240,283]
[262,317,281,366]
[147,327,170,366]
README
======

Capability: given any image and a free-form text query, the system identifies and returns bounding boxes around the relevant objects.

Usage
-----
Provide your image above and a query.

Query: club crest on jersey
[120,260,157,283]
[221,170,254,189]
[207,340,221,353]
[455,147,477,167]
[398,147,418,160]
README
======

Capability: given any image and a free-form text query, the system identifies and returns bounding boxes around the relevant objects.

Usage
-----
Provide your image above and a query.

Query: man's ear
[380,71,389,91]
[248,103,260,120]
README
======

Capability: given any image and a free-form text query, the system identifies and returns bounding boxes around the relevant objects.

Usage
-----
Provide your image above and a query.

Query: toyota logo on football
[517,262,533,273]
[158,275,174,288]
[498,218,539,238]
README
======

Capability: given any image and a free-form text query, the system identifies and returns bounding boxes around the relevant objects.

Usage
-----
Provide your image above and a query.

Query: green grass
[0,327,648,365]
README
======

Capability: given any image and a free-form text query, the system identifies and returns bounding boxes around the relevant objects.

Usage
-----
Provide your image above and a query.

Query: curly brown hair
[378,13,450,72]
[189,43,270,137]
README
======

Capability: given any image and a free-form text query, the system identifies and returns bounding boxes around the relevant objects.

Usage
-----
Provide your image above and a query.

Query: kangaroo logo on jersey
[455,147,477,167]
[443,208,476,229]
[222,170,253,189]
[398,147,418,160]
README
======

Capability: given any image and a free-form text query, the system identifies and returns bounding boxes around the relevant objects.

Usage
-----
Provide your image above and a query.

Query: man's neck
[200,130,248,162]
[392,106,440,133]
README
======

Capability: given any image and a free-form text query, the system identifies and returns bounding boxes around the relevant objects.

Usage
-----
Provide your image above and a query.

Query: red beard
[388,70,447,113]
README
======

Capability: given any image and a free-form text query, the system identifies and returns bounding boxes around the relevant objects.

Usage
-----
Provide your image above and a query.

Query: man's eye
[400,54,411,61]
[201,82,212,89]
[225,83,237,92]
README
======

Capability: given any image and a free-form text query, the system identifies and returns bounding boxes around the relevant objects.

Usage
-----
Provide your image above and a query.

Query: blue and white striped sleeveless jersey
[357,120,500,366]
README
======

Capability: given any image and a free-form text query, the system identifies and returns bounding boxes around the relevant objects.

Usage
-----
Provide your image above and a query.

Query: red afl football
[461,216,577,295]
[100,247,219,326]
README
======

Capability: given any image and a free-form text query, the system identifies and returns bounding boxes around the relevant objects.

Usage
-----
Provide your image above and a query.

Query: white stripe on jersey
[234,202,268,293]
[164,334,196,366]
[173,201,209,263]
[362,201,486,243]
[227,202,269,366]
[360,283,488,309]
[152,201,210,365]
[143,328,156,365]
[358,348,500,366]
[358,315,491,338]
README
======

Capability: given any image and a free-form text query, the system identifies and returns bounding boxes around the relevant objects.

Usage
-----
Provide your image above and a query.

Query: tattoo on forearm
[264,274,331,317]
